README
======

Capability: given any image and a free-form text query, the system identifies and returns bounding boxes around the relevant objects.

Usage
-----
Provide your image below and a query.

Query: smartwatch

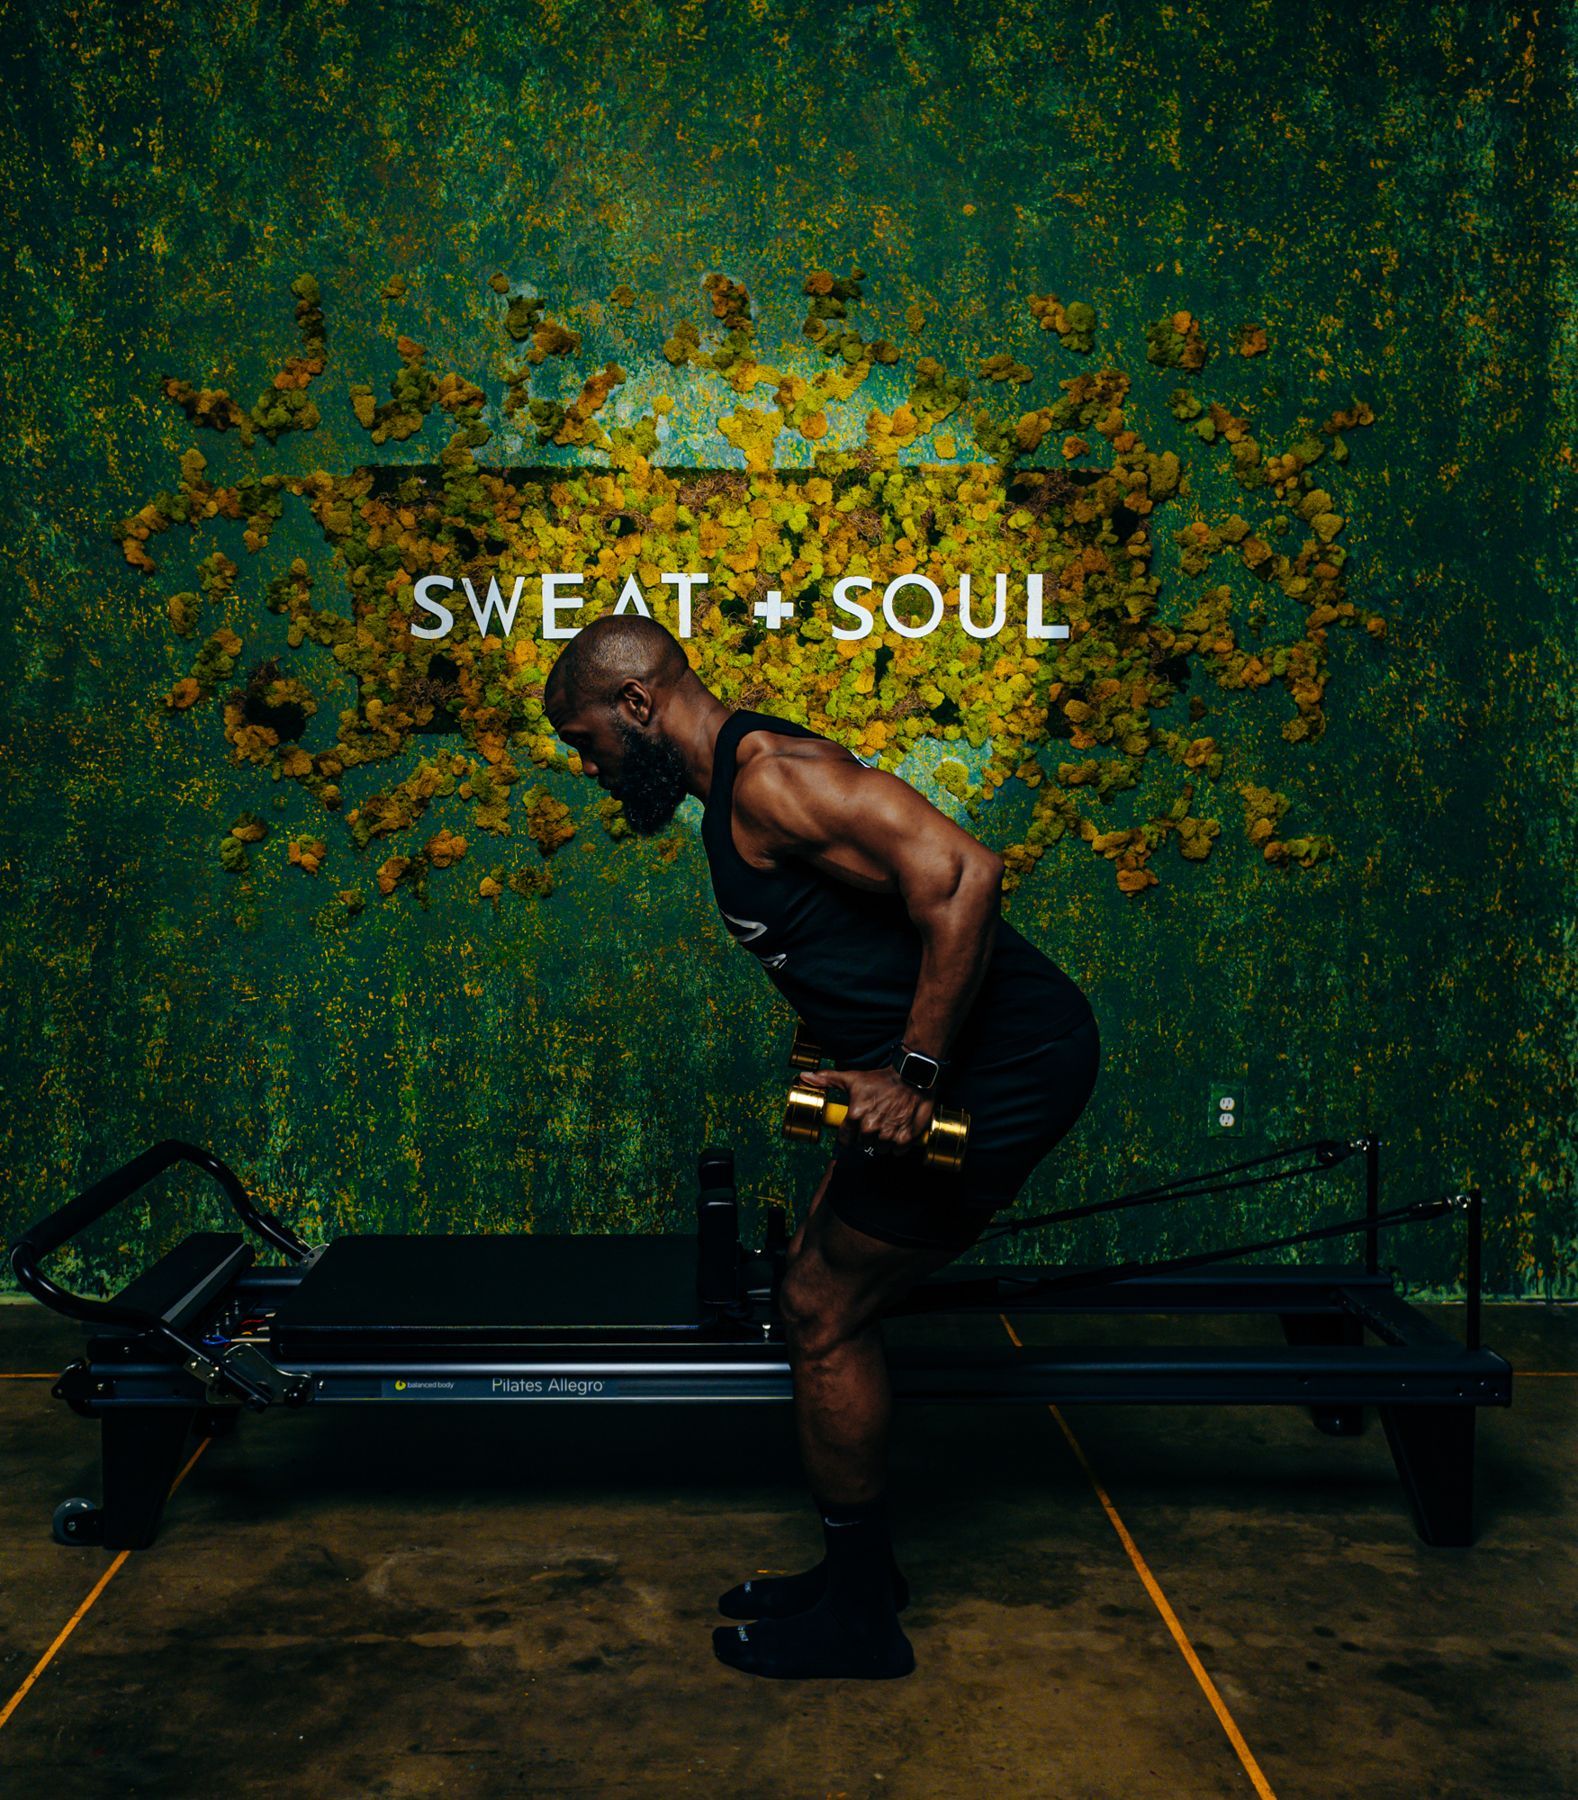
[891,1042,947,1092]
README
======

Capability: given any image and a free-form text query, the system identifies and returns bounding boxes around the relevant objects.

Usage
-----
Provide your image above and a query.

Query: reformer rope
[935,1133,1450,1298]
[976,1195,1453,1296]
[977,1135,1364,1245]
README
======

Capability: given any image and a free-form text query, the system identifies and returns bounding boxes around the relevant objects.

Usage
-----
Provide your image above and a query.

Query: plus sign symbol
[752,589,795,630]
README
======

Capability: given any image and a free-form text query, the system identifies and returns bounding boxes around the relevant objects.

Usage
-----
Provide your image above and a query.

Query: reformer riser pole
[1366,1137,1381,1277]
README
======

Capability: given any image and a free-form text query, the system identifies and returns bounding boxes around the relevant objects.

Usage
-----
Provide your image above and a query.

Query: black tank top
[700,709,1095,1068]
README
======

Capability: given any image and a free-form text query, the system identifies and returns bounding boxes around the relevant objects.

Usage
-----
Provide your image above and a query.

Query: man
[544,613,1100,1681]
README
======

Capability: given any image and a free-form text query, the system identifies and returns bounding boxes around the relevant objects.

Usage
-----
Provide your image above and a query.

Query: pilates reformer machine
[9,1121,1510,1552]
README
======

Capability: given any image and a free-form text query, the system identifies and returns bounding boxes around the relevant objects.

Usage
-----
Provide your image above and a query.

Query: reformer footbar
[9,1139,318,1413]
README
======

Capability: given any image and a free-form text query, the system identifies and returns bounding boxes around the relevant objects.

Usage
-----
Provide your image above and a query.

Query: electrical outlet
[1206,1078,1248,1136]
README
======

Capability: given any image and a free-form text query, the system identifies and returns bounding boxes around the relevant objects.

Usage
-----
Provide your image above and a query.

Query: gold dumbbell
[788,1023,824,1071]
[782,1080,971,1172]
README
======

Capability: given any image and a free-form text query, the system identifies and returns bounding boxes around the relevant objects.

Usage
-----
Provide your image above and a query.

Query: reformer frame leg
[1280,1310,1366,1436]
[99,1406,198,1549]
[1380,1405,1477,1547]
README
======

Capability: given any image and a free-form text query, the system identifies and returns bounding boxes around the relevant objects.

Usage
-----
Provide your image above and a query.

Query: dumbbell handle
[782,1080,970,1172]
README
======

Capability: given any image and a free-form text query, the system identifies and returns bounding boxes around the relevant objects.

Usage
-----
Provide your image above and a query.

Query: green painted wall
[1,0,1572,1300]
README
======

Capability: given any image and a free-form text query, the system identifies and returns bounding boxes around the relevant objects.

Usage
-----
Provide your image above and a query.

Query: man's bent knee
[778,1252,873,1362]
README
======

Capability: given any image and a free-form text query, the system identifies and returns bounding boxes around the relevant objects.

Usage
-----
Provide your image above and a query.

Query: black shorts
[824,1010,1101,1252]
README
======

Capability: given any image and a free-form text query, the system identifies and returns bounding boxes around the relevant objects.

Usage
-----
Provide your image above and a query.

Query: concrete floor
[0,1299,1573,1799]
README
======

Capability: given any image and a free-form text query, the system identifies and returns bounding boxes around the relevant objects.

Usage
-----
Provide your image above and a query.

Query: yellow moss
[376,855,409,895]
[426,828,468,868]
[525,790,576,857]
[288,835,328,872]
[130,270,1380,904]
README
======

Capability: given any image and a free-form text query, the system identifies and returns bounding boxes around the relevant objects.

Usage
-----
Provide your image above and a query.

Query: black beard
[609,721,690,835]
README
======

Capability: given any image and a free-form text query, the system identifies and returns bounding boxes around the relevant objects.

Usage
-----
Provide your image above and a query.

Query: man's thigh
[782,1191,974,1342]
[812,1014,1103,1253]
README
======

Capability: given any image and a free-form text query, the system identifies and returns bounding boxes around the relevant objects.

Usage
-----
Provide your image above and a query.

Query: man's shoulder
[735,733,862,792]
[733,735,866,838]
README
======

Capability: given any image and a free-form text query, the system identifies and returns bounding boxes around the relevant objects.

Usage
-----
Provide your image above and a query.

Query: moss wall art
[1,0,1572,1300]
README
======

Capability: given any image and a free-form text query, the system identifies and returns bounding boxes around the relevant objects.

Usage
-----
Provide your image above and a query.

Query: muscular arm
[734,749,1006,1063]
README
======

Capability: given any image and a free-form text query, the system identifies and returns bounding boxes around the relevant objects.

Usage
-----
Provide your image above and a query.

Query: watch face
[896,1050,940,1090]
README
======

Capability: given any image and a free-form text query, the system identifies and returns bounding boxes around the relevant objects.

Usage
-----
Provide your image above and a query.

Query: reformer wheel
[52,1496,104,1546]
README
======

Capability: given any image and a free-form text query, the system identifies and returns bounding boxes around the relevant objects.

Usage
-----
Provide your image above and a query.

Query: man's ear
[619,678,654,725]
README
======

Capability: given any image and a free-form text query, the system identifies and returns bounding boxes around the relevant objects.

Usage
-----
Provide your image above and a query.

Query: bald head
[544,613,689,716]
[543,613,720,834]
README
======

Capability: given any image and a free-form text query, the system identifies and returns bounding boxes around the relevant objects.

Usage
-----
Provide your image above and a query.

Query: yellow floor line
[0,1350,1565,1751]
[999,1315,1279,1800]
[0,1438,210,1734]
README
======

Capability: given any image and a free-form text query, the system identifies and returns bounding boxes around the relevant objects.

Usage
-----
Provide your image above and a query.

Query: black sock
[712,1495,915,1680]
[816,1493,904,1609]
[716,1523,910,1620]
